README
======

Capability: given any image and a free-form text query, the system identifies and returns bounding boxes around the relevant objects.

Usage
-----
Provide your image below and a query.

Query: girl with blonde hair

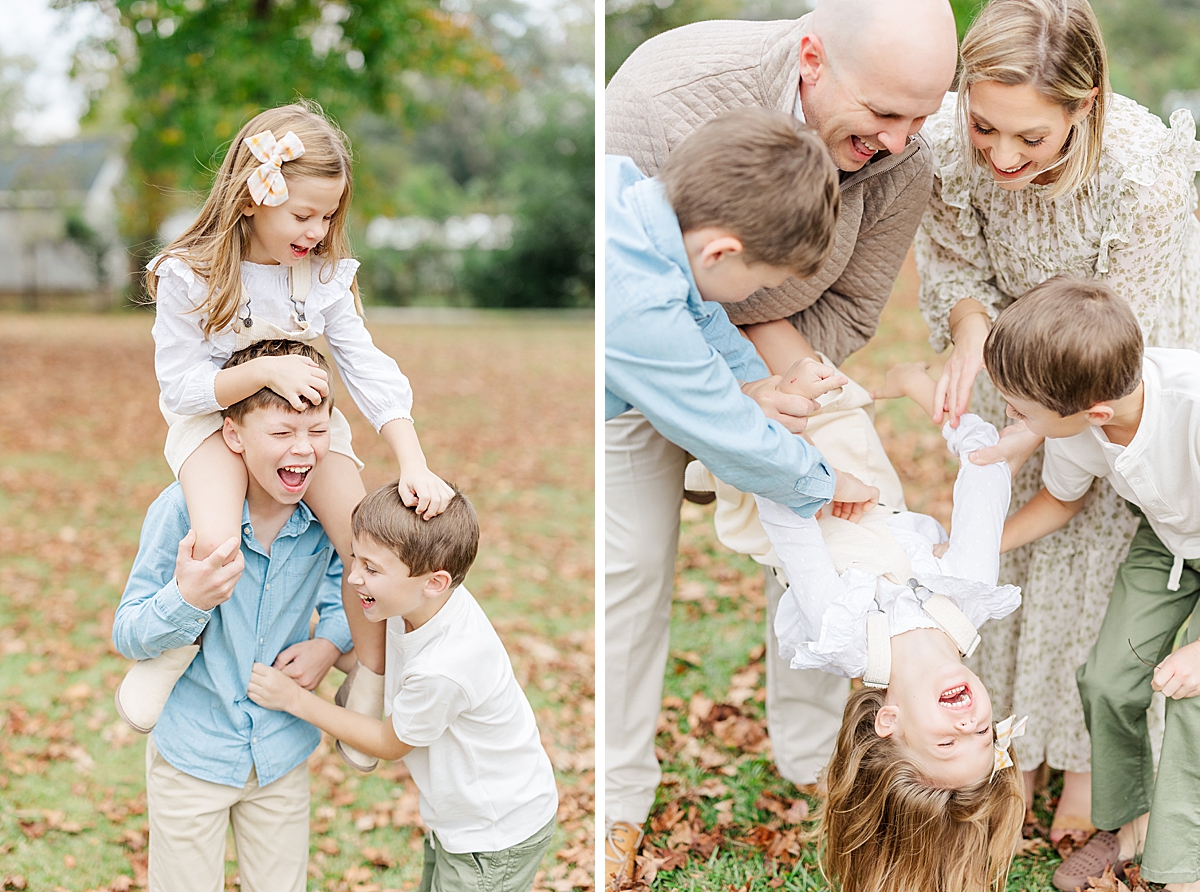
[755,361,1028,892]
[116,101,453,774]
[914,0,1200,867]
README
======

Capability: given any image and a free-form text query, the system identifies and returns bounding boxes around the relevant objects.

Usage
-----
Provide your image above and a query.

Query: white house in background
[0,137,126,307]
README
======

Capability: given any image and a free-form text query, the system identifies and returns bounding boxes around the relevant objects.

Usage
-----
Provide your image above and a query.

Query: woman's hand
[933,307,990,427]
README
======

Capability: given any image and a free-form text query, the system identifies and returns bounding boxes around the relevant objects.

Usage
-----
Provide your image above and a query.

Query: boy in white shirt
[248,484,558,891]
[983,276,1200,891]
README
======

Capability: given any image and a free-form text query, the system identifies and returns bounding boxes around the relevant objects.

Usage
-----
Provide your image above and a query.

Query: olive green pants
[416,817,555,892]
[1076,509,1200,884]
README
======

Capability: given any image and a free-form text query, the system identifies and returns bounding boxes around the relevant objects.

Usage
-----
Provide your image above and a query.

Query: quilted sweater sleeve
[788,146,933,365]
[605,69,670,177]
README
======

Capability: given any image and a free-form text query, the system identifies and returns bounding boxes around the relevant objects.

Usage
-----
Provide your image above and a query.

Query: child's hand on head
[1152,639,1200,699]
[398,468,455,519]
[819,470,879,524]
[273,638,343,691]
[248,662,304,712]
[258,354,329,411]
[778,357,847,401]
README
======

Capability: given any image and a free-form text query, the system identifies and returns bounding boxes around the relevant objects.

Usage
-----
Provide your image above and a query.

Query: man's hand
[175,530,244,611]
[1153,640,1200,700]
[248,662,305,713]
[742,376,819,434]
[819,470,879,524]
[273,638,343,691]
[777,357,847,401]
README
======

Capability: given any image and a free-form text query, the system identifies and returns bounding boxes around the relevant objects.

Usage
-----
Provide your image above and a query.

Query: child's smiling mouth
[278,465,311,491]
[290,243,310,258]
[939,684,972,709]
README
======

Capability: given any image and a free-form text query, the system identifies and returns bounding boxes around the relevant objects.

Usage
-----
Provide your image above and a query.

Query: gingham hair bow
[243,129,305,207]
[991,714,1027,781]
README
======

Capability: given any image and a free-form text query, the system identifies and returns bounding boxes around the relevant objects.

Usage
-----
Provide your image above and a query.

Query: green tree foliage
[58,0,511,289]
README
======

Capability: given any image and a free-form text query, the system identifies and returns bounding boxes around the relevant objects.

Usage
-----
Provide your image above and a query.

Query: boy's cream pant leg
[146,735,309,892]
[764,569,848,786]
[605,410,687,826]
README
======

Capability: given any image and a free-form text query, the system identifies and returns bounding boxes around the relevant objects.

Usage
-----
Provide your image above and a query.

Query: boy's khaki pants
[1076,509,1200,885]
[145,735,309,892]
[605,411,844,825]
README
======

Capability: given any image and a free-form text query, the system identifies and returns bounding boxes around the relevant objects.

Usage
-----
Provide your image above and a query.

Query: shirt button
[252,737,257,743]
[259,638,264,644]
[244,526,252,535]
[265,584,270,591]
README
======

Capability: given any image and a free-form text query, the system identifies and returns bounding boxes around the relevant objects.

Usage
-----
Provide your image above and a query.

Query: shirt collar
[239,498,318,552]
[627,175,704,305]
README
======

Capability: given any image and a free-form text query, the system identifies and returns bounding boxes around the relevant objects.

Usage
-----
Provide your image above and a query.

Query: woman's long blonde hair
[147,100,356,336]
[819,687,1025,892]
[956,0,1109,199]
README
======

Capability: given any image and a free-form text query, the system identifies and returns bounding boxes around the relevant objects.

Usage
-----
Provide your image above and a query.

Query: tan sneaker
[334,662,384,772]
[604,820,643,890]
[114,644,201,733]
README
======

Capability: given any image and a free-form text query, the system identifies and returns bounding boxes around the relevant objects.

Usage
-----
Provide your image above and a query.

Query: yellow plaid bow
[243,129,306,207]
[991,714,1027,781]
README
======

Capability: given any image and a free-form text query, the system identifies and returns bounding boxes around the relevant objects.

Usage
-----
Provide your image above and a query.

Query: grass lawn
[630,253,1068,892]
[0,311,594,892]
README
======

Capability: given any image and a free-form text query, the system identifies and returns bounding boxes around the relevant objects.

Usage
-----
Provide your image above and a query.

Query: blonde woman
[913,0,1200,856]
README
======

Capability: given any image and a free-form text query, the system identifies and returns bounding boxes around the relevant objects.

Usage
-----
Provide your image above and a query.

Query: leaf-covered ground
[619,254,1073,892]
[0,312,594,892]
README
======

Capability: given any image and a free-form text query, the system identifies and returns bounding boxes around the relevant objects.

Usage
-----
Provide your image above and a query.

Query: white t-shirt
[383,586,558,853]
[1043,348,1200,559]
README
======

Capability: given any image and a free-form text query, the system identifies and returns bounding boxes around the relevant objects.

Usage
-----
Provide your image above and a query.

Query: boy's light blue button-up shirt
[604,155,835,515]
[113,483,352,788]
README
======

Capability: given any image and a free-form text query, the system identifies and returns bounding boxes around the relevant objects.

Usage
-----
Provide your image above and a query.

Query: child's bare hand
[819,470,879,524]
[969,421,1043,477]
[1153,640,1200,699]
[742,377,818,434]
[258,355,329,410]
[176,530,244,610]
[871,362,930,402]
[272,638,342,691]
[248,662,303,712]
[778,357,847,401]
[398,467,455,519]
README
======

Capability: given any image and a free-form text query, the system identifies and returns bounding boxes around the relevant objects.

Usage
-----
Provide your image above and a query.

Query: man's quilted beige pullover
[606,15,933,365]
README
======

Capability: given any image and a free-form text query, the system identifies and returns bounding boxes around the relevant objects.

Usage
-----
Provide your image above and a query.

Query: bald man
[604,1,958,882]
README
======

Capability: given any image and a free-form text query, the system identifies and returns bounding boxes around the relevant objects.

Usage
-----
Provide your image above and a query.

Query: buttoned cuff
[312,614,354,653]
[156,578,213,639]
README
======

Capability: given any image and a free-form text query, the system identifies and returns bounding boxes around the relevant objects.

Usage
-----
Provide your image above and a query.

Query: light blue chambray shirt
[604,155,835,516]
[113,483,353,788]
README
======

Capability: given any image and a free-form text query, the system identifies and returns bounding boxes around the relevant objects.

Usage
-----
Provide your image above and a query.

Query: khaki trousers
[145,735,310,892]
[764,569,848,786]
[605,411,846,824]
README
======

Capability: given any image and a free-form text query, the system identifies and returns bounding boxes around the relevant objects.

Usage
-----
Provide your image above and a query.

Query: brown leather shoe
[604,820,643,890]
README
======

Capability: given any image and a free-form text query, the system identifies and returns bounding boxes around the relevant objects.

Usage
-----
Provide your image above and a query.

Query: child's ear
[874,704,900,739]
[698,235,745,270]
[422,570,454,598]
[222,417,247,454]
[1084,403,1115,426]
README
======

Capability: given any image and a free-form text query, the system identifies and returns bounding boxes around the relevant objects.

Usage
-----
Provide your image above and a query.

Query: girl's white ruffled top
[757,415,1022,679]
[151,257,413,430]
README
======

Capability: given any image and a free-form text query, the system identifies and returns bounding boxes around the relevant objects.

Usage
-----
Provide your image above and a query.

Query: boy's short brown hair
[221,339,334,423]
[352,483,479,589]
[984,276,1143,416]
[657,108,840,276]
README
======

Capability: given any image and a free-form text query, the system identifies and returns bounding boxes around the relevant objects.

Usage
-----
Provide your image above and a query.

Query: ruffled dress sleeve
[311,259,415,432]
[150,256,226,416]
[1092,97,1200,342]
[914,94,1009,353]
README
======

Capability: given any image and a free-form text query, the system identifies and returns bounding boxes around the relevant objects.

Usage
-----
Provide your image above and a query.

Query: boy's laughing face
[348,533,442,623]
[222,404,332,505]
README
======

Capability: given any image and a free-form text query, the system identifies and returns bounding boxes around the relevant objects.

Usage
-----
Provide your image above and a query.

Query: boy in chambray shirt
[112,340,352,892]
